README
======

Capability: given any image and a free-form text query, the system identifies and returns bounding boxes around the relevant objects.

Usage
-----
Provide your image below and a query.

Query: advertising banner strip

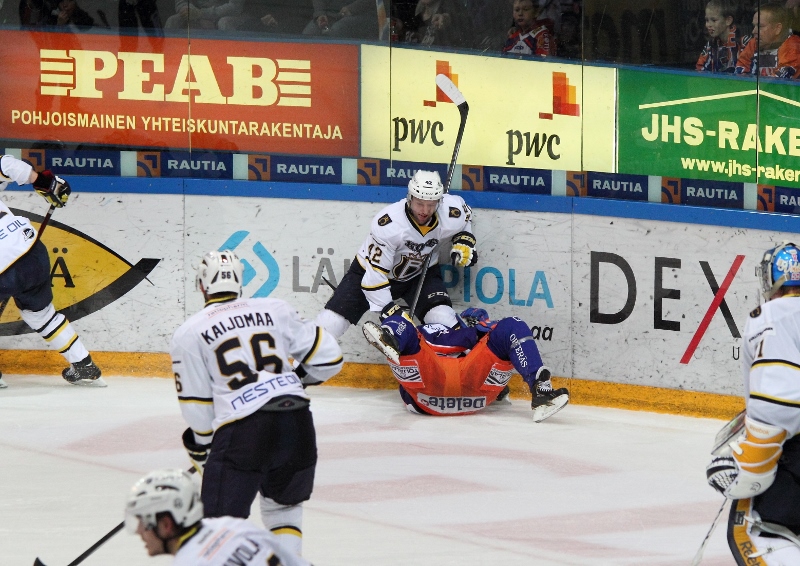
[618,68,800,189]
[11,146,800,214]
[2,31,360,156]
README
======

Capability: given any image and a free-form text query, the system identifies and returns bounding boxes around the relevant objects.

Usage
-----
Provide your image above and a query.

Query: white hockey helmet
[407,170,444,202]
[124,469,203,533]
[196,250,243,297]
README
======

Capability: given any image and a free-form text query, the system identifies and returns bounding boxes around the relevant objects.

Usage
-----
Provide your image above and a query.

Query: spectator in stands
[502,0,556,56]
[49,0,95,28]
[735,2,800,79]
[468,0,514,51]
[536,0,560,34]
[696,0,743,73]
[558,8,581,59]
[118,0,163,36]
[398,0,473,48]
[302,0,378,40]
[218,0,310,33]
[164,0,242,30]
[787,0,800,36]
[19,0,56,25]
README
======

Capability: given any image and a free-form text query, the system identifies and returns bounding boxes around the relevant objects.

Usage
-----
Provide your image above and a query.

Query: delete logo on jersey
[417,393,487,414]
[0,209,159,336]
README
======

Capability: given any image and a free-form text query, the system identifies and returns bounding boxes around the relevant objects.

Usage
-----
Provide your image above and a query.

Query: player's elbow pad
[726,416,786,499]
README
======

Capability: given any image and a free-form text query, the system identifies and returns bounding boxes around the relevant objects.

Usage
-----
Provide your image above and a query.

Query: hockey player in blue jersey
[363,307,569,422]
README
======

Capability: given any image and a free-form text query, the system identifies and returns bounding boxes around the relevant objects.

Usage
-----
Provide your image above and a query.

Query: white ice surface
[0,375,735,566]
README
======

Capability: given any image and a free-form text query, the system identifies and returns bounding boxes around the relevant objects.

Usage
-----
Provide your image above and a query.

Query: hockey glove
[460,307,497,333]
[294,363,323,388]
[379,302,413,323]
[450,231,478,267]
[182,427,210,475]
[706,456,738,496]
[32,170,71,208]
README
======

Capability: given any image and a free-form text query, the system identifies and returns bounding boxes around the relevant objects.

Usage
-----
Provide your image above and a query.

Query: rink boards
[0,178,796,413]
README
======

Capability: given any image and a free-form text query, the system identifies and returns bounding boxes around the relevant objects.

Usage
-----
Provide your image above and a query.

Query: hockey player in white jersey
[316,170,477,338]
[706,242,800,565]
[125,468,313,566]
[170,250,343,556]
[0,154,103,388]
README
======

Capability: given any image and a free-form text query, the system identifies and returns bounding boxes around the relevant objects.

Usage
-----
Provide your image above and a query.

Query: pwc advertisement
[0,31,360,156]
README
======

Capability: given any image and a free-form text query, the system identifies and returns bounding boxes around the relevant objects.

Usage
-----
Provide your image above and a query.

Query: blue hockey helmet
[759,242,800,301]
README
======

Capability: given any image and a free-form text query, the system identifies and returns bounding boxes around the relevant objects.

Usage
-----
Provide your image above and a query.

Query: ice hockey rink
[1,374,736,566]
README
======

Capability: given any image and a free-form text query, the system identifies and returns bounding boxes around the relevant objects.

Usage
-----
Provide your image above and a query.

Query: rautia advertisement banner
[618,69,800,188]
[1,31,360,156]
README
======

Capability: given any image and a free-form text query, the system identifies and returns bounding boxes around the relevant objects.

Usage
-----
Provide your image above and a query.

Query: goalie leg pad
[728,499,800,565]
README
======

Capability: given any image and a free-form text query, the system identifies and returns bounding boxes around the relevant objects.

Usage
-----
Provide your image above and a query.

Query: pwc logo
[39,49,312,107]
[0,209,159,336]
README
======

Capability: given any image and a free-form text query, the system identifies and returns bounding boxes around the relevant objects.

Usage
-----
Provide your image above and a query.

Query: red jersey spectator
[502,0,555,57]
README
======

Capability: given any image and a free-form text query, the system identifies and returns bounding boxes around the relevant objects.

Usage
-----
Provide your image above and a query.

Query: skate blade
[532,393,569,423]
[362,323,400,364]
[69,376,108,388]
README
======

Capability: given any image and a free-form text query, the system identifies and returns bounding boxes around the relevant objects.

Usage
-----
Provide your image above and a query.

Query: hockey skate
[493,385,511,404]
[62,355,107,387]
[362,321,401,364]
[531,369,568,423]
[0,371,6,389]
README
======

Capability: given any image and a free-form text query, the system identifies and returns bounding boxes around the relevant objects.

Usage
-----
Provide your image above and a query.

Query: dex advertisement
[0,31,360,156]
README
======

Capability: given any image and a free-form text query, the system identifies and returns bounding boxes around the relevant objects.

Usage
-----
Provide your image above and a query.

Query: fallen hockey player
[363,306,568,421]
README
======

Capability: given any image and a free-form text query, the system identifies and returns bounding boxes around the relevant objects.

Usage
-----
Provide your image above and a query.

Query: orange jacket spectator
[735,3,800,79]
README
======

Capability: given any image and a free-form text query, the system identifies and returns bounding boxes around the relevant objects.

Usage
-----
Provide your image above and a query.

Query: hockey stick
[0,204,56,320]
[33,466,197,566]
[408,74,469,321]
[691,497,728,566]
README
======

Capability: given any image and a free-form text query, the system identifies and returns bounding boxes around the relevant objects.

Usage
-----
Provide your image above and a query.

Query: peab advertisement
[0,31,360,156]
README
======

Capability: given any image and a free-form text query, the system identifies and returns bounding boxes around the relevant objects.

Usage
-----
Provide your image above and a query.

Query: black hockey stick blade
[33,522,124,566]
[33,467,196,566]
[434,74,469,193]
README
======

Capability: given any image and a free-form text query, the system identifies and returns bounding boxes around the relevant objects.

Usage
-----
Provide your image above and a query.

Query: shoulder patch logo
[449,207,461,218]
[750,306,761,318]
[378,214,392,226]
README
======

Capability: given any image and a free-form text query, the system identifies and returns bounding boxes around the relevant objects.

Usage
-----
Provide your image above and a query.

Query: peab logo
[39,49,312,107]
